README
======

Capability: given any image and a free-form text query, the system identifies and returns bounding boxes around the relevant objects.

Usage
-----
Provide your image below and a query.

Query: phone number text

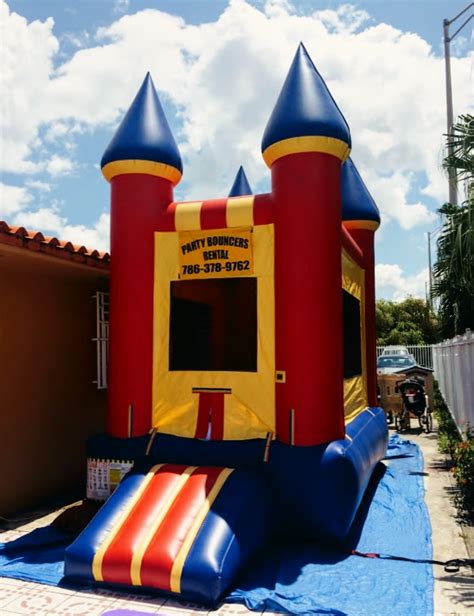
[182,260,251,276]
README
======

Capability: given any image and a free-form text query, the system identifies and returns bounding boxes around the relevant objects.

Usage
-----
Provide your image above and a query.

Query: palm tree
[432,114,474,338]
[443,114,473,192]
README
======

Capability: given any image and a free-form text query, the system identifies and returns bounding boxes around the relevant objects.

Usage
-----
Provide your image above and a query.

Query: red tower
[262,44,351,445]
[101,74,182,437]
[342,158,381,406]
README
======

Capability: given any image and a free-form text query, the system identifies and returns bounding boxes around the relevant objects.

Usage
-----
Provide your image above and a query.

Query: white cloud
[0,183,33,218]
[312,3,370,34]
[25,179,51,192]
[45,154,75,177]
[1,0,473,226]
[13,206,110,252]
[14,205,65,232]
[60,213,110,251]
[0,1,58,173]
[113,0,130,15]
[264,0,295,18]
[60,30,91,50]
[0,178,108,252]
[44,121,76,143]
[376,263,429,301]
[361,168,437,230]
[450,34,471,58]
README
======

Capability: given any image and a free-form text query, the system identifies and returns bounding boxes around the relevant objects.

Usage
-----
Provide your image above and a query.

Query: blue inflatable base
[0,436,433,615]
[87,407,388,542]
[269,407,388,541]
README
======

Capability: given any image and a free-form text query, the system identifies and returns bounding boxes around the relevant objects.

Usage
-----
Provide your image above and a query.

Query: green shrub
[452,427,474,523]
[433,386,459,458]
[433,381,473,523]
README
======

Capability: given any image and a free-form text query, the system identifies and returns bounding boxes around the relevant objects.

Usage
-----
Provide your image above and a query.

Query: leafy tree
[376,298,439,345]
[432,114,474,338]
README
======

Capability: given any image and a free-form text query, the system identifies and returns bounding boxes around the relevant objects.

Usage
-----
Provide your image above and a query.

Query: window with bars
[93,291,109,389]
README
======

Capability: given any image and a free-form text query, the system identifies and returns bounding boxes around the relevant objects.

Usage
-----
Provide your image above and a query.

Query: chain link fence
[376,344,434,369]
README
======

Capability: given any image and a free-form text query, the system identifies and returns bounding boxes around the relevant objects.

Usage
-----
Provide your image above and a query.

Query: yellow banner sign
[178,228,253,279]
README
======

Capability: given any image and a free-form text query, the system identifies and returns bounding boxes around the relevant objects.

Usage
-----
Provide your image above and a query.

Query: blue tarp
[230,435,433,615]
[0,526,74,587]
[0,435,433,615]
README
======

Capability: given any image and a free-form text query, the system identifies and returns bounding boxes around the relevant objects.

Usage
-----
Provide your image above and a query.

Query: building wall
[0,249,108,517]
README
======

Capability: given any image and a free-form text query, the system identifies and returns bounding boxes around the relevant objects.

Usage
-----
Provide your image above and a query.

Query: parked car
[376,354,417,375]
[380,345,411,357]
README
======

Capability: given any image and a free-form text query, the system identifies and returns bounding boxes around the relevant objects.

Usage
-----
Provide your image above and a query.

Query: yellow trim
[343,220,379,232]
[101,160,182,185]
[130,466,197,586]
[262,136,350,167]
[226,196,255,227]
[169,468,234,594]
[223,394,274,440]
[152,224,275,439]
[342,249,362,301]
[174,202,202,231]
[343,375,367,423]
[92,464,164,582]
[342,250,368,421]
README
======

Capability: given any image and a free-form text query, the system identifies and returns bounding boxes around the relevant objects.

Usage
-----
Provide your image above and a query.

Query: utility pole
[428,231,433,306]
[443,3,474,205]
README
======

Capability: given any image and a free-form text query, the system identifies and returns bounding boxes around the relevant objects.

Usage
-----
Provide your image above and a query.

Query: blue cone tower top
[228,166,253,197]
[101,73,182,185]
[262,43,351,168]
[342,158,380,230]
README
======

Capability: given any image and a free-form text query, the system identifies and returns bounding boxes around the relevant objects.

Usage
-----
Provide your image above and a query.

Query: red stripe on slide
[140,466,222,590]
[100,464,185,585]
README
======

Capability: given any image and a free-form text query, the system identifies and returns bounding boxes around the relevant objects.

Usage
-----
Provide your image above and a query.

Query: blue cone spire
[228,166,253,197]
[342,158,380,226]
[101,73,182,181]
[262,43,351,158]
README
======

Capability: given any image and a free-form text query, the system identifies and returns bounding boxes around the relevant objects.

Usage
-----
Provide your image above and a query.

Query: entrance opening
[169,277,257,372]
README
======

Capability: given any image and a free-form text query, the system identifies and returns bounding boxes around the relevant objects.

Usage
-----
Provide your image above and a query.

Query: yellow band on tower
[102,159,182,185]
[262,135,351,168]
[343,220,380,232]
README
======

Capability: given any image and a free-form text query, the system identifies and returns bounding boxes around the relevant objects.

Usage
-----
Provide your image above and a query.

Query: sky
[1,0,472,300]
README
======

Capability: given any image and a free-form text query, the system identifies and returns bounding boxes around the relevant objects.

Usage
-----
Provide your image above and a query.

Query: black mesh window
[169,278,257,372]
[343,289,362,379]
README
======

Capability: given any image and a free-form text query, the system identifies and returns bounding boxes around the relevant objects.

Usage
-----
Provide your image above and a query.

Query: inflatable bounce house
[65,44,388,604]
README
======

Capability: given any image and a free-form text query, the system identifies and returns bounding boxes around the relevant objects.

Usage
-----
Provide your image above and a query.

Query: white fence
[376,344,434,369]
[433,330,474,432]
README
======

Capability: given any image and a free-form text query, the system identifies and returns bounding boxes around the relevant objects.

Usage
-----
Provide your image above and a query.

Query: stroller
[395,377,433,433]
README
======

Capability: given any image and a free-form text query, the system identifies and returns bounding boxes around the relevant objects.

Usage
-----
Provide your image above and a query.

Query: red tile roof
[0,220,110,270]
